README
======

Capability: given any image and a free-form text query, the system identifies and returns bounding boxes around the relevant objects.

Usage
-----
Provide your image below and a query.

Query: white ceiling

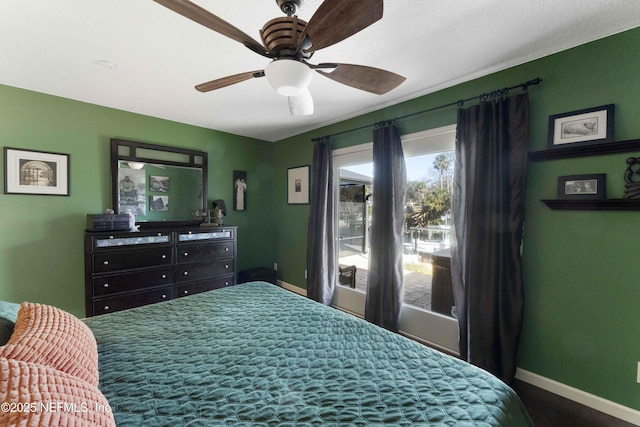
[1,1,639,142]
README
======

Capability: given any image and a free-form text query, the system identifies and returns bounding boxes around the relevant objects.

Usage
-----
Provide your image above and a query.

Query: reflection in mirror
[111,139,208,226]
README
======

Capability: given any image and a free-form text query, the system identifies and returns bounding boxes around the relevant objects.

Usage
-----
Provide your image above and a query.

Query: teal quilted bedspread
[84,282,533,426]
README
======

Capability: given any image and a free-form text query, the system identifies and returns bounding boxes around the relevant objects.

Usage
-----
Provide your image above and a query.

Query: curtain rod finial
[522,77,543,92]
[312,135,331,143]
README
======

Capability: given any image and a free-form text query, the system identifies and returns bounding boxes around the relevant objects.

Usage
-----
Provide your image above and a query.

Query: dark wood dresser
[84,226,237,317]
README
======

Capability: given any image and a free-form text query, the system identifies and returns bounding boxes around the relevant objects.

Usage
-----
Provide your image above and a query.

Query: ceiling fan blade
[195,70,264,92]
[154,0,270,57]
[288,88,314,116]
[298,0,383,52]
[315,63,405,95]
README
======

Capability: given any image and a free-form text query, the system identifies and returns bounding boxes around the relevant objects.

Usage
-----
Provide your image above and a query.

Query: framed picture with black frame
[557,174,606,199]
[548,104,614,149]
[4,147,70,196]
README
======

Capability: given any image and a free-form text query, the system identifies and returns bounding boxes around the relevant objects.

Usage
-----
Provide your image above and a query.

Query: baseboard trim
[277,280,306,296]
[399,330,460,357]
[276,281,640,425]
[516,368,640,426]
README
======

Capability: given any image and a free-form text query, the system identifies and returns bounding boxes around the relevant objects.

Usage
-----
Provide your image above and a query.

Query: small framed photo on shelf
[3,147,70,196]
[548,104,614,149]
[288,165,310,205]
[557,174,606,199]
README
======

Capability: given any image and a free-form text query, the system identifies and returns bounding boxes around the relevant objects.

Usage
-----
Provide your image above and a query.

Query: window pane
[402,152,454,317]
[334,145,455,317]
[337,164,371,292]
[332,125,459,353]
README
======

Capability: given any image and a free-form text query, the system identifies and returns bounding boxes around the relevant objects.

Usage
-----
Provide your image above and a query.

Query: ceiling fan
[153,0,406,115]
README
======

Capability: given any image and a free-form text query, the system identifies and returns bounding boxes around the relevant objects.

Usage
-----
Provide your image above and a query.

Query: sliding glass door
[333,125,460,353]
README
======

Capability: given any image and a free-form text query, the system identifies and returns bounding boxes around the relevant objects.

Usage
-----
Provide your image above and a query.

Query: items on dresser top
[86,213,130,231]
[84,226,237,317]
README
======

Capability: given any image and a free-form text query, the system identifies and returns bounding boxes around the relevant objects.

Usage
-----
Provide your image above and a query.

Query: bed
[83,281,533,426]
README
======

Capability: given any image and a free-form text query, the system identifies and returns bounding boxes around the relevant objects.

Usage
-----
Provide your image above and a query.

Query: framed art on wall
[3,147,70,196]
[117,167,146,215]
[233,170,247,211]
[149,195,169,211]
[288,165,309,204]
[149,176,169,192]
[557,174,606,199]
[548,104,614,148]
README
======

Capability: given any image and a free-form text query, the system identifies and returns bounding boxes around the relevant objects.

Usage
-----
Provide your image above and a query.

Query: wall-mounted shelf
[533,138,640,210]
[529,139,640,161]
[541,199,640,210]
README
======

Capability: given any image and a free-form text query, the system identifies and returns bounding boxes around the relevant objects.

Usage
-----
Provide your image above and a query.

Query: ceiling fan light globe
[127,162,145,170]
[265,59,313,96]
[289,88,314,116]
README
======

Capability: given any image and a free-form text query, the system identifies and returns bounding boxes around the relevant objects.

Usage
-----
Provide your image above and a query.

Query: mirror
[110,138,207,227]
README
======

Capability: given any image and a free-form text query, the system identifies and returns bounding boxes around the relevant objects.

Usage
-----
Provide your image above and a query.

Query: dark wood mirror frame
[110,138,208,228]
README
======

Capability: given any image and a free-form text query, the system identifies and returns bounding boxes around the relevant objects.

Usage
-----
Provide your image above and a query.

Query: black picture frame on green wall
[4,147,70,196]
[557,174,606,199]
[548,104,614,149]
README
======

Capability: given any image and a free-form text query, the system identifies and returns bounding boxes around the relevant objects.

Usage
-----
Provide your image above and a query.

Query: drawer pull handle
[104,306,109,311]
[103,283,109,288]
[225,264,229,269]
[225,281,229,286]
[162,255,167,259]
[188,231,192,235]
[157,233,162,236]
[108,236,114,239]
[162,294,167,299]
[225,248,229,252]
[183,252,188,256]
[183,271,188,276]
[162,274,167,279]
[183,290,189,294]
[103,261,109,265]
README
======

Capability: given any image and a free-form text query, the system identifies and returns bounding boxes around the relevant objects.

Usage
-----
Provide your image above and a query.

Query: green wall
[0,85,275,317]
[272,28,640,410]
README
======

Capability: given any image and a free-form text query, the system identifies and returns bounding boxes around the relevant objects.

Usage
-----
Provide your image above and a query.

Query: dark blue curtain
[364,121,406,332]
[450,93,529,384]
[306,137,336,305]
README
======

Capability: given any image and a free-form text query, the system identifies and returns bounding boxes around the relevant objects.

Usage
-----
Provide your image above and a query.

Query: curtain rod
[314,77,542,142]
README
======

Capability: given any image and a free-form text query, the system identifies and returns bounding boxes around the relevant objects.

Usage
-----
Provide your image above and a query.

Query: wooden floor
[513,380,636,427]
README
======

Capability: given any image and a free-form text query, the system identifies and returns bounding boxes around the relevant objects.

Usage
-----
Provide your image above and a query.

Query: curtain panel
[364,121,406,332]
[306,137,336,305]
[450,93,529,384]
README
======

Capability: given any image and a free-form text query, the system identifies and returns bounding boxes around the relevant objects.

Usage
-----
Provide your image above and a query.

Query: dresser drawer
[90,231,172,249]
[93,285,173,315]
[176,242,234,264]
[177,228,234,242]
[175,259,234,283]
[176,275,234,297]
[92,266,173,297]
[93,247,173,273]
